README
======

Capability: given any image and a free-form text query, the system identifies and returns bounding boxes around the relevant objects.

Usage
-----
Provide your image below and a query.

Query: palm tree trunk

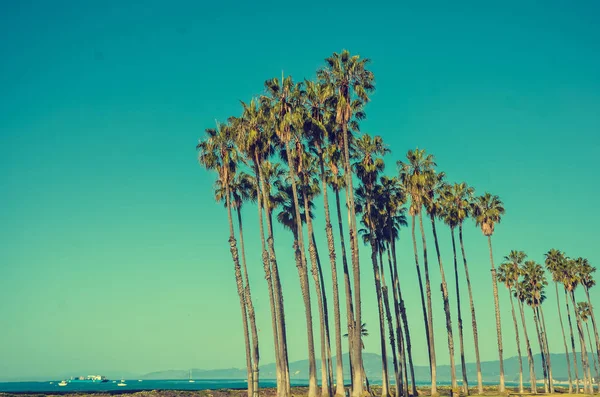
[584,287,600,376]
[313,232,335,397]
[554,282,573,393]
[391,238,417,396]
[224,188,254,397]
[430,217,457,394]
[386,242,409,397]
[487,235,505,392]
[538,307,554,393]
[341,121,363,397]
[565,288,581,392]
[319,159,345,397]
[237,208,260,397]
[532,306,549,393]
[571,290,591,394]
[507,290,524,393]
[253,160,283,395]
[369,228,390,397]
[418,213,437,395]
[259,165,291,397]
[585,321,600,392]
[458,225,483,394]
[380,248,401,397]
[411,215,431,377]
[450,229,468,394]
[517,299,536,393]
[335,187,355,392]
[284,143,317,397]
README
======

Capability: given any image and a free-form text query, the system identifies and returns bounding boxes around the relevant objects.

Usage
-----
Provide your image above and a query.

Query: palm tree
[567,258,593,393]
[198,123,256,397]
[304,79,346,397]
[354,134,391,397]
[264,75,318,397]
[578,302,600,392]
[472,192,506,392]
[215,172,260,397]
[578,259,600,376]
[424,171,458,395]
[497,252,526,393]
[344,323,371,394]
[381,175,415,397]
[236,103,290,396]
[514,272,538,394]
[545,249,574,393]
[397,149,437,395]
[448,182,483,394]
[440,183,471,394]
[319,51,375,396]
[520,260,551,393]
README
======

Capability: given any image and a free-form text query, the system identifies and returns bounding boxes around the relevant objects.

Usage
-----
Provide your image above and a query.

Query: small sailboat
[58,380,68,387]
[188,369,195,383]
[117,377,127,387]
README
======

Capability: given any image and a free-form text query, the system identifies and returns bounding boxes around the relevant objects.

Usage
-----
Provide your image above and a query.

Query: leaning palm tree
[214,172,260,397]
[265,75,318,397]
[197,123,256,397]
[545,249,574,393]
[578,259,600,375]
[520,260,552,393]
[446,182,483,394]
[397,148,438,395]
[578,302,599,392]
[497,253,525,393]
[567,258,593,393]
[354,134,391,397]
[471,192,506,392]
[424,172,458,395]
[319,51,375,395]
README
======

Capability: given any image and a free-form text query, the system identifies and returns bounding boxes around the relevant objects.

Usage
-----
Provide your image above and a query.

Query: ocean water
[0,379,534,393]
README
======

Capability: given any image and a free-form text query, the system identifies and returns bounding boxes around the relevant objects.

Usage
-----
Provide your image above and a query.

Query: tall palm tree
[381,175,415,397]
[440,183,470,394]
[344,323,372,394]
[520,260,551,393]
[578,302,600,392]
[319,51,375,395]
[567,258,593,393]
[450,182,483,394]
[578,259,600,375]
[265,75,318,397]
[304,79,346,396]
[545,249,574,393]
[397,148,437,395]
[237,103,290,396]
[472,192,506,392]
[497,252,526,393]
[354,134,391,397]
[214,172,260,397]
[424,171,458,395]
[198,123,256,397]
[514,274,538,394]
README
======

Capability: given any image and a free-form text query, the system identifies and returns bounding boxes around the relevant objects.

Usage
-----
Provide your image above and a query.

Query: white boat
[117,379,127,387]
[189,369,195,383]
[58,381,68,387]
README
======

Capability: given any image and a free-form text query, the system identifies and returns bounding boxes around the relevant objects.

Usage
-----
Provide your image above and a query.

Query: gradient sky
[1,0,599,381]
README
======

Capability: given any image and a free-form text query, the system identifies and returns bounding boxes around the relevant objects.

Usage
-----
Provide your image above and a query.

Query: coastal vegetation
[196,50,599,397]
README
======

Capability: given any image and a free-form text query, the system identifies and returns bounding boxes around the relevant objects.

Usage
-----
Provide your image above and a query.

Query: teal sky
[1,0,599,381]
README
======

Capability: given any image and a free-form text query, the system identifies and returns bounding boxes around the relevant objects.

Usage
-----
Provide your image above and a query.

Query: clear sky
[1,0,599,381]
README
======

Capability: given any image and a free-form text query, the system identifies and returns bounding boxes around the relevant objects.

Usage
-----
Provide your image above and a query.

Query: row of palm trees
[196,50,599,397]
[497,250,599,394]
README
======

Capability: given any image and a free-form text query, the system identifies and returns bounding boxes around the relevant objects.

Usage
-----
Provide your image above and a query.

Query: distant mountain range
[139,352,596,382]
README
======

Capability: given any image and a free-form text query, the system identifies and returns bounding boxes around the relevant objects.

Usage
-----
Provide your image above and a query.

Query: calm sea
[0,380,531,393]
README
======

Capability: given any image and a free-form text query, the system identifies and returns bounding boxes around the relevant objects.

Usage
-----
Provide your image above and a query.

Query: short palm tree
[578,259,600,375]
[472,192,506,392]
[577,302,599,391]
[497,251,526,393]
[544,249,574,392]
